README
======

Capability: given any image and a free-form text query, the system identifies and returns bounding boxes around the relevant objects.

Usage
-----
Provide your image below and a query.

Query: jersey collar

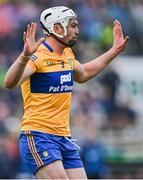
[42,41,54,52]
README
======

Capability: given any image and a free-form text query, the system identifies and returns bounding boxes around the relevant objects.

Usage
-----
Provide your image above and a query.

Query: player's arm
[74,20,129,83]
[4,22,43,89]
[4,55,34,88]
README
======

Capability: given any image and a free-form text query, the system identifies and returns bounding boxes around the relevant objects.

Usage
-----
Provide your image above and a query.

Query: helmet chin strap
[50,33,77,47]
[40,21,77,47]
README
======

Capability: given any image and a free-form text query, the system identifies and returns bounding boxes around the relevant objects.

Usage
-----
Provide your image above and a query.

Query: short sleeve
[72,58,77,69]
[28,52,42,73]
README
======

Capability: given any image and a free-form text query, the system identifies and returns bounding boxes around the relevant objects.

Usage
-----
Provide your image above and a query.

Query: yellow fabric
[21,43,76,136]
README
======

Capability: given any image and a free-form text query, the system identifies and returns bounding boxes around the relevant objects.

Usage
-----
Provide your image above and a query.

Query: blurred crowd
[0,0,143,179]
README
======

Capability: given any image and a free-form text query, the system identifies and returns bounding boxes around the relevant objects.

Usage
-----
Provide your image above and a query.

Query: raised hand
[112,20,129,53]
[22,22,43,57]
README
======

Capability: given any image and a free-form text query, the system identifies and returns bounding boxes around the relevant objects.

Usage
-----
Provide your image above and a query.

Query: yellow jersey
[21,41,76,136]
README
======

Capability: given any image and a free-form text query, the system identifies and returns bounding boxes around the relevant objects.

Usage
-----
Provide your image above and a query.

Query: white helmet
[40,6,77,38]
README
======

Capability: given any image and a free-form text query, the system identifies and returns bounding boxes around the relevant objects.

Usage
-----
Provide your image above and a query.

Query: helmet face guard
[40,6,77,39]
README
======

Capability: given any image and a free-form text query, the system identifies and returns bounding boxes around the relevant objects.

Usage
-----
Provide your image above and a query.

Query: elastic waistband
[20,130,71,138]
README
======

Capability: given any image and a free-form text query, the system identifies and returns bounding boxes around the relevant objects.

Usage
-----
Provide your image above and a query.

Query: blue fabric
[30,70,73,93]
[19,131,83,174]
[42,41,54,52]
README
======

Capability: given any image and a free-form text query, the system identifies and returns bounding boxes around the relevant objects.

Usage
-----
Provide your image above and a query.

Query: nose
[75,27,79,36]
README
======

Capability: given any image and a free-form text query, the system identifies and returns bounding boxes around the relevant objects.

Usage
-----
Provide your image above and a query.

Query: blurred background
[0,0,143,179]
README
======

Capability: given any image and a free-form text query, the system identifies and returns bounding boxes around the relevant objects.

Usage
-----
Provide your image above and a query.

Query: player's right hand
[22,22,43,57]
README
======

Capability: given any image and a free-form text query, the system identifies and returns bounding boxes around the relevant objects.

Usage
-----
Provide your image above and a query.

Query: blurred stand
[80,124,111,179]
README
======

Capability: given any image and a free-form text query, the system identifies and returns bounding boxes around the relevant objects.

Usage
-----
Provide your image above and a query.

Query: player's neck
[45,37,66,56]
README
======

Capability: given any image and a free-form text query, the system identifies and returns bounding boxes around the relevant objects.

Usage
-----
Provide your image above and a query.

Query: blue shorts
[19,130,83,174]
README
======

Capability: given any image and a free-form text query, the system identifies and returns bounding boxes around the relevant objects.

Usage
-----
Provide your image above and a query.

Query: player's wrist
[19,53,31,64]
[21,52,31,59]
[110,47,119,56]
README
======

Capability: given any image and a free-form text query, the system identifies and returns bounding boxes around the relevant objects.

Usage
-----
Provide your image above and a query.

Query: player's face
[63,18,79,46]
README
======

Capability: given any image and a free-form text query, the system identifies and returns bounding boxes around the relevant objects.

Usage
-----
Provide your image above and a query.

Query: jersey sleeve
[28,52,42,73]
[73,57,77,69]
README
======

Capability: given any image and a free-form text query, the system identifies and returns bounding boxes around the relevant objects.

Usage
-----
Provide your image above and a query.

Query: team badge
[43,151,48,157]
[68,58,73,69]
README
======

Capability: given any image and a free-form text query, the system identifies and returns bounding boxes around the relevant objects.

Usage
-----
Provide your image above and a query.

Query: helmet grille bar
[62,8,70,12]
[45,13,52,19]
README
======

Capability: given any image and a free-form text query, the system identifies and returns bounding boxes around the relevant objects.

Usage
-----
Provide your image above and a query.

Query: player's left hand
[112,20,129,54]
